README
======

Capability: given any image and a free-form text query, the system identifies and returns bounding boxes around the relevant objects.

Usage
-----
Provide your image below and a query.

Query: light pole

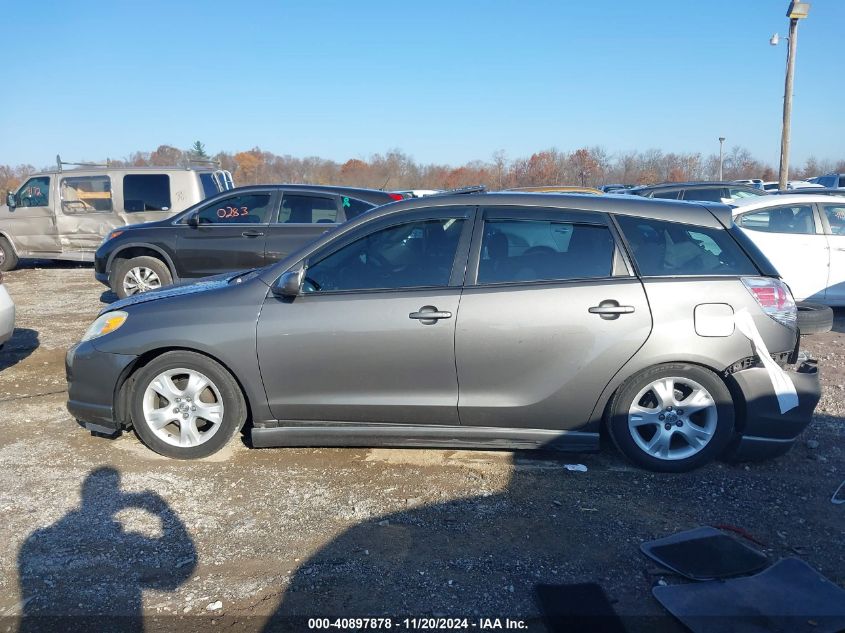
[718,137,726,180]
[772,1,811,190]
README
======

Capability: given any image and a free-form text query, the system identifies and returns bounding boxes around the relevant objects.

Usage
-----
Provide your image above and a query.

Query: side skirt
[251,422,599,452]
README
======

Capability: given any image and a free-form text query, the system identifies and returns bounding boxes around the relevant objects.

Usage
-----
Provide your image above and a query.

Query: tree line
[2,143,843,194]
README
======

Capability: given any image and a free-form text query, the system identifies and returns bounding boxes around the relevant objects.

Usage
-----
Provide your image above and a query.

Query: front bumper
[66,341,136,433]
[0,285,15,348]
[725,360,821,461]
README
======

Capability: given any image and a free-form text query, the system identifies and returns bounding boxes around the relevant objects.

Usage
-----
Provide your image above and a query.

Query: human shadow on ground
[0,327,39,372]
[17,466,196,633]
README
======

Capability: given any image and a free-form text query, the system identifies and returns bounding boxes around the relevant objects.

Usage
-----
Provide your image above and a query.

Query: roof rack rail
[56,154,110,172]
[430,185,487,196]
[188,158,222,168]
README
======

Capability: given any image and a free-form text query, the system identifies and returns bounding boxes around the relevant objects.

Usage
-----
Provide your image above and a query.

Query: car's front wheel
[113,256,172,299]
[607,363,734,472]
[129,351,247,459]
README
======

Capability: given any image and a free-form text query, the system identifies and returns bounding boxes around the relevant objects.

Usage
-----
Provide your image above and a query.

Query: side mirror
[272,266,304,298]
[186,211,199,227]
[6,191,16,209]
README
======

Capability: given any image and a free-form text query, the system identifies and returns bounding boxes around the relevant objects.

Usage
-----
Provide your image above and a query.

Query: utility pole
[777,2,811,190]
[718,137,726,180]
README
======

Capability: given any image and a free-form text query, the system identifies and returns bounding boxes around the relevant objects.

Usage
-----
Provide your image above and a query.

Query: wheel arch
[0,230,21,255]
[114,346,255,432]
[108,244,178,280]
[591,356,733,431]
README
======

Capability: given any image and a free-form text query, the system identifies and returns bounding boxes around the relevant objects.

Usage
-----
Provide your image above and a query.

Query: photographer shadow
[17,466,196,632]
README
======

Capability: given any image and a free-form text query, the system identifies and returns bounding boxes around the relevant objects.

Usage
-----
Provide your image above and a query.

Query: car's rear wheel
[607,364,734,472]
[129,351,246,459]
[113,256,172,299]
[0,237,19,272]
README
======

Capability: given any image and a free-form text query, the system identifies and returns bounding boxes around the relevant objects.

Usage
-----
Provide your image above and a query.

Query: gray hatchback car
[66,193,820,472]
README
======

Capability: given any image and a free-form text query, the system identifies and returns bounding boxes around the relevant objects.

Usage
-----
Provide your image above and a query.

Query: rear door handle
[242,230,265,238]
[588,301,635,320]
[409,306,452,323]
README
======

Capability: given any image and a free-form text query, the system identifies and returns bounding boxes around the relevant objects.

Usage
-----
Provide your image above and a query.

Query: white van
[0,163,234,271]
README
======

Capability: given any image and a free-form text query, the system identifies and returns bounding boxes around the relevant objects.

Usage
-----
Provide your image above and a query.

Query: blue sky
[2,0,843,168]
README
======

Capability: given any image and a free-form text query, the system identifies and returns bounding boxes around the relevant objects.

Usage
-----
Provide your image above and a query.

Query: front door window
[303,218,465,292]
[195,193,273,225]
[16,177,50,207]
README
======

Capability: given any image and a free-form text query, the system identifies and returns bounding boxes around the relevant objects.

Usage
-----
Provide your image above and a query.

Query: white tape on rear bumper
[734,309,798,414]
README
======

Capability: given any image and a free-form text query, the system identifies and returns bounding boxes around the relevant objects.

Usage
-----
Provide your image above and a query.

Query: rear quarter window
[616,215,758,276]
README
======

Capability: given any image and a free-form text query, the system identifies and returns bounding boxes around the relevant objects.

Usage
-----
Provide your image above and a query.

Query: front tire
[0,237,19,272]
[113,256,172,299]
[607,364,734,472]
[129,351,246,459]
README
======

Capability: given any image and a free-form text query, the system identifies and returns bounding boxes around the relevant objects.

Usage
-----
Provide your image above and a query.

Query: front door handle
[409,305,452,323]
[242,230,265,238]
[588,300,635,320]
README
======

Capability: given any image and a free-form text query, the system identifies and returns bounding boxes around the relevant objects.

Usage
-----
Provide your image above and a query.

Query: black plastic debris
[652,557,845,633]
[535,583,627,633]
[641,526,768,581]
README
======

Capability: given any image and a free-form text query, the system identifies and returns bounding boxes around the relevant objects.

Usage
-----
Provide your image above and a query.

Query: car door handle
[409,306,453,322]
[241,230,265,237]
[588,301,635,320]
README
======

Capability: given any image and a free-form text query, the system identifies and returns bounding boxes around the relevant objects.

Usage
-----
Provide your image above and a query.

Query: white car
[732,194,845,306]
[0,272,14,349]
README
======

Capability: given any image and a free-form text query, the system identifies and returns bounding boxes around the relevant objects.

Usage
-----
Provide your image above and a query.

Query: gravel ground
[0,262,843,632]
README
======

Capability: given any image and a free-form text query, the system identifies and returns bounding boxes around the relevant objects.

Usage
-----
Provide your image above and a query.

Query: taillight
[741,277,797,329]
[387,193,405,201]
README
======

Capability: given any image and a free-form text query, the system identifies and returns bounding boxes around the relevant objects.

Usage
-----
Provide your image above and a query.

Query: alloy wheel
[141,368,225,448]
[123,266,162,295]
[627,376,718,461]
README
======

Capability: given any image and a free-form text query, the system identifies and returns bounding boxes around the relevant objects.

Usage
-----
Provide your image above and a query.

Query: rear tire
[796,302,833,335]
[129,351,246,459]
[0,237,19,272]
[607,363,735,472]
[112,255,172,299]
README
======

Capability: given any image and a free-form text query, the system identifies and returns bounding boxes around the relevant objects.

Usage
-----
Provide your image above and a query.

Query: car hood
[100,270,261,315]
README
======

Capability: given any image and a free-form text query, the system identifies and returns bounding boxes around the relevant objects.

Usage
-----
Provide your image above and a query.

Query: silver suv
[0,163,233,271]
[65,193,820,472]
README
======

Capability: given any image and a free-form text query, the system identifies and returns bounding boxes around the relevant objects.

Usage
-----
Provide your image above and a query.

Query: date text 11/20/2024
[307,618,529,630]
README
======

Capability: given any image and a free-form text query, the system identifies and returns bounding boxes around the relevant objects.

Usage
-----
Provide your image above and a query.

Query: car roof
[202,183,396,203]
[30,165,217,176]
[363,191,731,227]
[505,185,603,194]
[730,193,845,213]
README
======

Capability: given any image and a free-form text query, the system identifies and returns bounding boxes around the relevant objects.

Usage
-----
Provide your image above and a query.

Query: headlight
[82,311,128,342]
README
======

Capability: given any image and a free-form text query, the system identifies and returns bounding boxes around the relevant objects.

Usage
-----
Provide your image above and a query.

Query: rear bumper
[66,341,136,432]
[725,360,820,461]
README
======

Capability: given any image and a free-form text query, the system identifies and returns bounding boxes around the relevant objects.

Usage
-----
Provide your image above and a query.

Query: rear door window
[616,215,758,276]
[822,204,845,235]
[123,174,171,212]
[279,195,339,224]
[650,190,681,200]
[478,219,615,284]
[736,205,816,234]
[727,187,764,199]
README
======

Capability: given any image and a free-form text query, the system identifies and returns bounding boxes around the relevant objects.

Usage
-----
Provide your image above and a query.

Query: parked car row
[0,165,235,272]
[66,191,821,471]
[94,184,402,298]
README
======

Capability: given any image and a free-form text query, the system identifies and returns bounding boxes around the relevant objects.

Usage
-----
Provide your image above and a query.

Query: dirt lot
[0,262,843,632]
